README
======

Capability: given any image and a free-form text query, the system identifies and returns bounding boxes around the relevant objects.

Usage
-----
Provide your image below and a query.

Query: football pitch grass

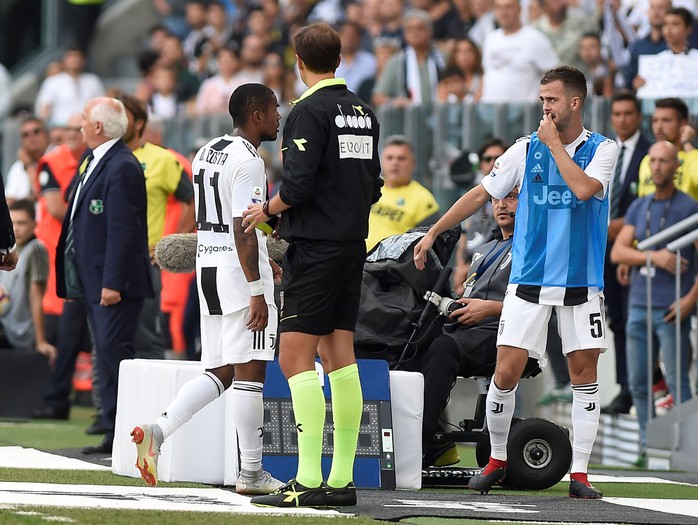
[0,406,697,524]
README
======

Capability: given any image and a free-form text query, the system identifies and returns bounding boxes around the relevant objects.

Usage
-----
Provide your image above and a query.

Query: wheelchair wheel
[503,417,572,490]
[474,417,524,468]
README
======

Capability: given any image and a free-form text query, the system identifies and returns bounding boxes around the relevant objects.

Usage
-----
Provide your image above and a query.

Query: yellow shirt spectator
[637,149,698,200]
[367,136,439,250]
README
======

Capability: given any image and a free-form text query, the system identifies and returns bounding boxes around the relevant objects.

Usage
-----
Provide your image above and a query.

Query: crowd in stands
[2,0,698,462]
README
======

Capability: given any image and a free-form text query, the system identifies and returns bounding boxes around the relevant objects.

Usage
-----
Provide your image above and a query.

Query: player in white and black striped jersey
[131,84,283,495]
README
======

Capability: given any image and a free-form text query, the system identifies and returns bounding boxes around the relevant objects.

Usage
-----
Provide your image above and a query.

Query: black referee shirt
[278,78,383,242]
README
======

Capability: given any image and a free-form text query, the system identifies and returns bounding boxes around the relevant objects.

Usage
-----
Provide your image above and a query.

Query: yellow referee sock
[288,369,325,488]
[327,363,363,488]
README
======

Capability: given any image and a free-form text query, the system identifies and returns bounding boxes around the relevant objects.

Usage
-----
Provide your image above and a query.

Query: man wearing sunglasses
[6,117,50,205]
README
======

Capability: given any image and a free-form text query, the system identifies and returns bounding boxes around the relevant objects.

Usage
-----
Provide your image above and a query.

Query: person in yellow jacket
[366,135,439,250]
[637,98,698,199]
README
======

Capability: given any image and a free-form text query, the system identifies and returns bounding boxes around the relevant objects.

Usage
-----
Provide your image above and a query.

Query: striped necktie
[610,144,625,219]
[65,154,93,256]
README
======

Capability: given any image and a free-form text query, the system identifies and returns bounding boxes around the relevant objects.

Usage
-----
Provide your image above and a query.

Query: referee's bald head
[540,66,587,105]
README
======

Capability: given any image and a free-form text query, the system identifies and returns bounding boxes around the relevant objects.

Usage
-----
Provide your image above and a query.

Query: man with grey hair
[366,135,439,250]
[56,97,154,454]
[373,9,445,108]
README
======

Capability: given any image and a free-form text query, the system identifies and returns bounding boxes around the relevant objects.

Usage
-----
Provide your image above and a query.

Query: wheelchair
[354,227,573,490]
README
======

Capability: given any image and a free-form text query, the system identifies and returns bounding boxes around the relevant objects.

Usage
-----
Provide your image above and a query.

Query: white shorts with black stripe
[497,284,607,359]
[200,304,277,369]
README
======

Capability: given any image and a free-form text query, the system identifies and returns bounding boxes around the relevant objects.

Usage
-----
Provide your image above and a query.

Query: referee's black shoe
[323,482,357,506]
[250,479,328,507]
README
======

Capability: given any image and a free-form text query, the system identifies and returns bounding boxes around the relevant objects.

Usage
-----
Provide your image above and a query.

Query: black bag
[354,226,460,368]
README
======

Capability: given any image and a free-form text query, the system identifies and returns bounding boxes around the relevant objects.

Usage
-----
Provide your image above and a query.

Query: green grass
[0,406,102,450]
[0,507,378,525]
[0,411,695,524]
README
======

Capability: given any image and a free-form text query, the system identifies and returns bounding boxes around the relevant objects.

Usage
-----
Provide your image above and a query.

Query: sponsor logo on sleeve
[251,186,263,204]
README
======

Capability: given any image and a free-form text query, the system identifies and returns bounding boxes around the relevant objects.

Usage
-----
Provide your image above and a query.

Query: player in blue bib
[414,66,617,499]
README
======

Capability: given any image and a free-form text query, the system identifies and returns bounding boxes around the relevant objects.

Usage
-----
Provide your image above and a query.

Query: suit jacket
[56,140,154,302]
[616,133,651,219]
[0,173,16,252]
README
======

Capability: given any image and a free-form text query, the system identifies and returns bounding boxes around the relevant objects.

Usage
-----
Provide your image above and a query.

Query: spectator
[35,113,87,341]
[578,32,614,98]
[356,36,401,104]
[31,114,93,423]
[657,7,697,56]
[153,0,189,39]
[448,37,483,102]
[598,0,636,89]
[437,66,468,102]
[159,34,202,104]
[601,90,651,416]
[0,199,55,365]
[377,0,406,44]
[148,65,184,119]
[411,0,463,43]
[134,50,161,103]
[233,34,267,85]
[532,0,598,70]
[373,9,446,108]
[468,0,497,48]
[625,0,670,91]
[262,51,292,105]
[452,137,505,295]
[481,0,559,103]
[147,24,171,54]
[182,1,210,76]
[366,135,439,250]
[6,117,50,205]
[35,48,105,126]
[611,140,698,468]
[335,21,377,94]
[637,98,698,199]
[195,45,242,115]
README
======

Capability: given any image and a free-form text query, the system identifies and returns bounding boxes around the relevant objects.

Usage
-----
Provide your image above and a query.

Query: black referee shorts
[279,240,366,335]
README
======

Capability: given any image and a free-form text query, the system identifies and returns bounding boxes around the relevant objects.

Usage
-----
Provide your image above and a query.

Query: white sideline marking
[605,498,698,518]
[0,482,343,516]
[0,447,109,471]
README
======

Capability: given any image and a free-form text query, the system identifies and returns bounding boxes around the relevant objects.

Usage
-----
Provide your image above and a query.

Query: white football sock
[486,381,518,461]
[570,382,600,473]
[155,371,224,440]
[231,380,265,473]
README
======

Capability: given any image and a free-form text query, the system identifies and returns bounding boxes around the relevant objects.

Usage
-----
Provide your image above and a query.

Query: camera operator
[415,187,518,468]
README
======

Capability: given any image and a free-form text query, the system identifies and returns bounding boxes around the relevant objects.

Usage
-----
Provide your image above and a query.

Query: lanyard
[471,238,512,282]
[644,193,674,241]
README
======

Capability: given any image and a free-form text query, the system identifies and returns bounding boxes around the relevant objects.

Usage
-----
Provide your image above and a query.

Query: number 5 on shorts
[589,312,603,338]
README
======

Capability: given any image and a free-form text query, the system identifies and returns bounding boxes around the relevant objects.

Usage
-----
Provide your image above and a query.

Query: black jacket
[278,79,383,242]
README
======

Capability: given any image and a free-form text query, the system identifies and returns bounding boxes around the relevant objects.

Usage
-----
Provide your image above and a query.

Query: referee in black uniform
[243,23,382,507]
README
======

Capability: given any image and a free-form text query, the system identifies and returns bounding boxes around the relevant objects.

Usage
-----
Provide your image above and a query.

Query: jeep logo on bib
[532,185,584,209]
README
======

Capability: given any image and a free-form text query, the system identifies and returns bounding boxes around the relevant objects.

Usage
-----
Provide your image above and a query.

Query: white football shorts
[200,304,277,369]
[497,285,607,359]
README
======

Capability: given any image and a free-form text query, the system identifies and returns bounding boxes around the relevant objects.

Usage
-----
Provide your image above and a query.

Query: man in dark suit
[0,173,17,270]
[603,90,651,415]
[56,97,153,454]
